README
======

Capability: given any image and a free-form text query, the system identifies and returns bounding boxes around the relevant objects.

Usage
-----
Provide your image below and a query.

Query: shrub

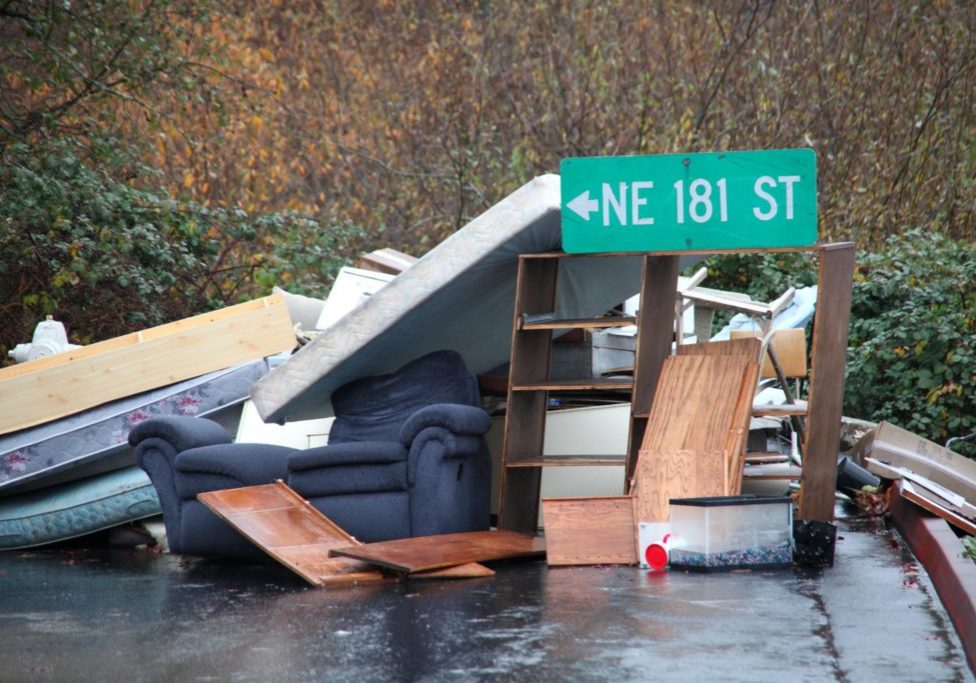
[845,229,976,457]
[0,138,357,358]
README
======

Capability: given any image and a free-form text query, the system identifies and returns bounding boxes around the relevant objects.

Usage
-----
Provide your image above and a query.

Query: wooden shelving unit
[496,244,855,532]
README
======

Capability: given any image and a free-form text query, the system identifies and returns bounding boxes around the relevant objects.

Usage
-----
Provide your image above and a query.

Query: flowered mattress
[0,358,270,496]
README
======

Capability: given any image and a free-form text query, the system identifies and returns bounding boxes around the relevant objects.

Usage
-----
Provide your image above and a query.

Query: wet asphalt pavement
[0,516,972,682]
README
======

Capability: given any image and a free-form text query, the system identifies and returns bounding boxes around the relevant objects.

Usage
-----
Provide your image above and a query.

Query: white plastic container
[668,495,793,571]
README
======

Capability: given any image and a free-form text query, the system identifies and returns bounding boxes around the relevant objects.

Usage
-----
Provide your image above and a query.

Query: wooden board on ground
[0,295,296,435]
[541,496,636,566]
[329,529,547,573]
[198,482,388,587]
[198,482,492,586]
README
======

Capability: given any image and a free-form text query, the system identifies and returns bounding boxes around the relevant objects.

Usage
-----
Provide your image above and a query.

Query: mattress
[0,466,160,550]
[0,358,271,497]
[252,174,702,423]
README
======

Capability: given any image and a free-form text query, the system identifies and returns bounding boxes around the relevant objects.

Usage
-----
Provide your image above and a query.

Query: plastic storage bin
[668,495,793,571]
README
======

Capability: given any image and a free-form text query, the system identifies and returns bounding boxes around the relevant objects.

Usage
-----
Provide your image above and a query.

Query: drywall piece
[198,482,390,587]
[0,295,295,435]
[541,496,636,566]
[329,529,546,573]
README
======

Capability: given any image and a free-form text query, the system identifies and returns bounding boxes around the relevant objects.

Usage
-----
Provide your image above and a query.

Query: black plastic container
[793,519,837,567]
[836,456,881,497]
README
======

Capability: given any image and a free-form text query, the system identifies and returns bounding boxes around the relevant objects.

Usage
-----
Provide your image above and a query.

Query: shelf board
[511,377,634,392]
[752,401,808,418]
[742,464,803,480]
[505,455,627,467]
[520,316,636,331]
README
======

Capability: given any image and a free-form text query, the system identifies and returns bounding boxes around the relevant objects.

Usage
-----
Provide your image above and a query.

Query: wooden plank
[541,496,637,566]
[853,421,976,503]
[410,563,496,579]
[727,357,762,494]
[330,530,547,573]
[498,256,558,531]
[520,316,636,330]
[800,243,855,522]
[676,336,762,359]
[511,377,633,391]
[356,247,417,274]
[0,295,295,435]
[198,482,389,587]
[752,401,808,417]
[627,254,680,483]
[640,354,756,453]
[731,328,807,378]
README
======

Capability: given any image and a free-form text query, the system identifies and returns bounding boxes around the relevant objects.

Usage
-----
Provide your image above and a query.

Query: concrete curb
[889,481,976,674]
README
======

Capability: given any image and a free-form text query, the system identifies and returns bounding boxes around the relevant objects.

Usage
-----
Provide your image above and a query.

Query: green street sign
[560,149,818,253]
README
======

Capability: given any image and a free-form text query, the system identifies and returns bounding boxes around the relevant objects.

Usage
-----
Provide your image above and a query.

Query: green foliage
[845,229,976,457]
[0,137,354,355]
[962,535,976,562]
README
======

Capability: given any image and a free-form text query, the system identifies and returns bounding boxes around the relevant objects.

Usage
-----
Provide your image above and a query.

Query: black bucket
[836,456,880,497]
[793,519,837,567]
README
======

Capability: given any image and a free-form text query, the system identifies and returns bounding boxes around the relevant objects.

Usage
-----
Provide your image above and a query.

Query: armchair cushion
[174,443,294,499]
[288,441,406,470]
[288,442,408,498]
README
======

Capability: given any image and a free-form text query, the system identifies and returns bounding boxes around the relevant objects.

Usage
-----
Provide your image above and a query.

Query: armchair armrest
[398,404,491,445]
[288,441,406,472]
[128,416,232,453]
[174,442,295,499]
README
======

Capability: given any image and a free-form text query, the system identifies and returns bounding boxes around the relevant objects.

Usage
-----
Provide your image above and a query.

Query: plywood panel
[330,529,546,573]
[0,295,296,434]
[631,450,726,523]
[632,349,760,521]
[640,354,755,454]
[676,336,762,360]
[541,496,636,566]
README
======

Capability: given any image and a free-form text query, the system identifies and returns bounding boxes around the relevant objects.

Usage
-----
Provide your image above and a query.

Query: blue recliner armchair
[128,350,493,557]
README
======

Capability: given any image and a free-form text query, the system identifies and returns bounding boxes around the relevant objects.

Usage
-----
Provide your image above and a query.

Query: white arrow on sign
[567,190,599,221]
